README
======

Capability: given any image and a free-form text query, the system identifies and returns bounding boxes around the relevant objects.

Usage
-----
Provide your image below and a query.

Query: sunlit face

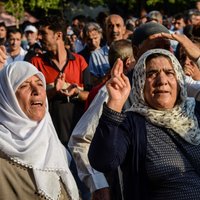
[144,56,179,110]
[38,26,57,51]
[15,75,46,121]
[85,30,101,51]
[25,31,38,45]
[8,32,22,51]
[0,26,6,38]
[173,18,186,31]
[106,15,126,45]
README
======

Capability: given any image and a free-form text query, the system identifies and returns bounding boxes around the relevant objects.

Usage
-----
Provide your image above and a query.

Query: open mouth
[31,101,43,106]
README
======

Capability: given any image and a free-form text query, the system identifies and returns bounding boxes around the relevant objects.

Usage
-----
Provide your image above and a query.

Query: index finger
[111,58,123,77]
[0,45,7,60]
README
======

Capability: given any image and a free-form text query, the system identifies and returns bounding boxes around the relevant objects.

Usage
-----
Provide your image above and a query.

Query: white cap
[24,25,37,33]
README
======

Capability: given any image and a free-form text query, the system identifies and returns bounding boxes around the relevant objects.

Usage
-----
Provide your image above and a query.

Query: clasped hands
[55,73,80,98]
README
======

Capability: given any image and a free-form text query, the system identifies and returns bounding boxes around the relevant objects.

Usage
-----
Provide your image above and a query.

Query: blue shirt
[89,45,110,77]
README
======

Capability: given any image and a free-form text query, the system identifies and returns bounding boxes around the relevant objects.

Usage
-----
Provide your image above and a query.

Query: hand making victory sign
[106,58,131,112]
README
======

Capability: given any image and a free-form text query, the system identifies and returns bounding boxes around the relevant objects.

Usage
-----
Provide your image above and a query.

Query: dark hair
[7,28,22,39]
[0,22,6,28]
[173,13,187,24]
[39,15,67,40]
[183,24,200,43]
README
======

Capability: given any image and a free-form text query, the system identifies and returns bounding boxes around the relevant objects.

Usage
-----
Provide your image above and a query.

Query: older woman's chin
[147,99,177,110]
[145,95,177,110]
[26,108,46,121]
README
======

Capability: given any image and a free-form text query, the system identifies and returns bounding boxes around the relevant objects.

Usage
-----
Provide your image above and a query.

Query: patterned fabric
[146,121,200,199]
[127,49,200,145]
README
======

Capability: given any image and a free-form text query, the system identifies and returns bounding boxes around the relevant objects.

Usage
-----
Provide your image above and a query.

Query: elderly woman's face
[144,56,179,110]
[15,75,46,121]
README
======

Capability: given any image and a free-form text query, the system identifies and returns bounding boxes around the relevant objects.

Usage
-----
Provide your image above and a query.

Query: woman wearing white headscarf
[88,49,200,200]
[0,61,79,200]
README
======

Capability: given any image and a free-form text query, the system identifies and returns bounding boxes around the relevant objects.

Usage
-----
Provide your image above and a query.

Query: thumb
[0,45,7,68]
[0,45,6,54]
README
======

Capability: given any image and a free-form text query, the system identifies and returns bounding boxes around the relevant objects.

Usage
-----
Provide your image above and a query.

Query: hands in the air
[106,58,131,112]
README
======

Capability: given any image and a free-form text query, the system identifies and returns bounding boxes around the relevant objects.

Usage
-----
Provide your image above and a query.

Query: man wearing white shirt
[5,28,27,66]
[89,14,126,87]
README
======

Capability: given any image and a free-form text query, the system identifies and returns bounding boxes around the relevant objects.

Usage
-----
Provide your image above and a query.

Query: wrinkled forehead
[6,61,46,92]
[106,15,124,26]
[145,53,172,64]
[136,49,180,74]
[14,73,45,92]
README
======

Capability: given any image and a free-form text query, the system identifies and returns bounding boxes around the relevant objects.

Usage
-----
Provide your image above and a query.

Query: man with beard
[31,15,91,146]
[88,14,126,86]
[31,15,91,200]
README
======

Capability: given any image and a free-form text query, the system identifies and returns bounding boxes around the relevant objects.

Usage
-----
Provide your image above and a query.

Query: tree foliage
[4,0,24,23]
[2,0,198,26]
[146,0,197,5]
[3,0,61,27]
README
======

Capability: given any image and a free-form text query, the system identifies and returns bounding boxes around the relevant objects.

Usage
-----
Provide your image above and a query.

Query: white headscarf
[127,49,200,145]
[0,61,79,200]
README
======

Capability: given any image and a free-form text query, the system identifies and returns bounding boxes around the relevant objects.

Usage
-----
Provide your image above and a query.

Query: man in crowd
[88,14,126,86]
[31,15,91,200]
[23,24,42,62]
[0,22,7,46]
[31,15,90,149]
[78,22,103,64]
[4,28,27,66]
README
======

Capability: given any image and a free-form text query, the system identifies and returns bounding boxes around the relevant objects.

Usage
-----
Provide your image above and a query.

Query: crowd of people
[0,1,200,200]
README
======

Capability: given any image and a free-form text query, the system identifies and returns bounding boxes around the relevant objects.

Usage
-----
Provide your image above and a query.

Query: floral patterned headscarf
[127,49,200,145]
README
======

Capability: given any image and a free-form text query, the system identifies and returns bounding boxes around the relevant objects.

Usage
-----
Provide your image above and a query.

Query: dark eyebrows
[146,68,175,74]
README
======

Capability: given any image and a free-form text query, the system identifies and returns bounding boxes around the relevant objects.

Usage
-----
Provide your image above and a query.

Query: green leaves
[2,0,197,28]
[146,0,163,6]
[4,0,24,28]
[3,0,62,27]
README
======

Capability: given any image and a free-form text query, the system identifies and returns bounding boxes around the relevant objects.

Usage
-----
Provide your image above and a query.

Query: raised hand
[184,63,195,77]
[106,58,131,112]
[150,32,200,61]
[0,45,7,69]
